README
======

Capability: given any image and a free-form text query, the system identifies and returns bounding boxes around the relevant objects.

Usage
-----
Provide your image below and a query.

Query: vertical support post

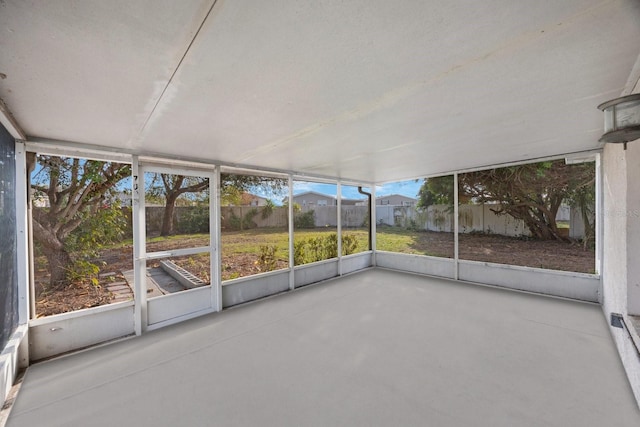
[454,173,459,280]
[212,167,222,311]
[337,182,342,276]
[26,153,36,321]
[15,141,30,366]
[132,157,147,335]
[14,141,29,327]
[371,185,377,266]
[595,153,602,278]
[288,175,295,290]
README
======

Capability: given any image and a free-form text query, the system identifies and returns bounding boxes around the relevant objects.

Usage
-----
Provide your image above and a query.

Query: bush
[294,210,315,229]
[261,199,275,219]
[342,233,359,255]
[257,245,278,272]
[63,203,128,284]
[294,233,359,265]
[229,208,259,230]
[67,259,101,286]
[177,206,210,233]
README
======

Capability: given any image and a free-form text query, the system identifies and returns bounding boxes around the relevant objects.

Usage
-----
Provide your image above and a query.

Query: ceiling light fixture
[598,93,640,149]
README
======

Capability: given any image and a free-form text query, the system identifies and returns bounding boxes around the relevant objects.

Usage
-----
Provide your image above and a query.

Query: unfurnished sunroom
[1,1,640,425]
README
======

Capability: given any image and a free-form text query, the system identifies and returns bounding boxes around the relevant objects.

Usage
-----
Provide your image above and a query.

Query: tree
[30,156,131,286]
[146,174,209,236]
[565,166,596,249]
[417,160,595,241]
[461,161,594,240]
[149,173,286,236]
[221,174,285,207]
[417,176,454,209]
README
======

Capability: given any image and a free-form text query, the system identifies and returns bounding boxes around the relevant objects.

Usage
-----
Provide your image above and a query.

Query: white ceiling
[1,0,639,183]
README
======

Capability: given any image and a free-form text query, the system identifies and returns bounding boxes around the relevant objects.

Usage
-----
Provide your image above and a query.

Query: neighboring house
[238,192,269,207]
[342,197,366,206]
[291,191,365,207]
[224,192,269,207]
[292,191,337,207]
[376,194,417,206]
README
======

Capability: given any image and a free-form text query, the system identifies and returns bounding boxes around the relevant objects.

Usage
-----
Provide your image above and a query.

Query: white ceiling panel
[0,0,214,146]
[1,0,639,183]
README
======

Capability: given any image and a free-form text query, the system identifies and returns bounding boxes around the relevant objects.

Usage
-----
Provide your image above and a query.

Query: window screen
[0,124,18,350]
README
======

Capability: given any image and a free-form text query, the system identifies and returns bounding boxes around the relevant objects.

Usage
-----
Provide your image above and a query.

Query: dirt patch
[220,254,288,281]
[34,246,134,318]
[34,280,114,318]
[458,233,594,273]
[397,231,594,273]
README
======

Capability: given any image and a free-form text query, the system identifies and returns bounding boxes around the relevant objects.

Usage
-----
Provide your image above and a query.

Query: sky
[250,179,424,204]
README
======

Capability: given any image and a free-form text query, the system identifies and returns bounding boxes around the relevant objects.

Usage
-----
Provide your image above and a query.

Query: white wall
[602,136,640,405]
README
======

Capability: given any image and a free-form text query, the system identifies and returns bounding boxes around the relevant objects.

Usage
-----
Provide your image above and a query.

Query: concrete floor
[7,269,640,426]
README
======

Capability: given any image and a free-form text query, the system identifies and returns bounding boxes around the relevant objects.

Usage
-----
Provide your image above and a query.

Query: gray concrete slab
[7,269,640,426]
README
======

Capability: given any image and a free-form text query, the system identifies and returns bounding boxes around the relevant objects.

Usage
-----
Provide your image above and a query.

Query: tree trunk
[32,218,74,287]
[161,193,178,236]
[42,245,73,287]
[501,205,565,241]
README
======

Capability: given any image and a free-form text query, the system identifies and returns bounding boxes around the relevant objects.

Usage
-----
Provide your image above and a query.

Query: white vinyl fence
[145,204,588,238]
[376,204,587,238]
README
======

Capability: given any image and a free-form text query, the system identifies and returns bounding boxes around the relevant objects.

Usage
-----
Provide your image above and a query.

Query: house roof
[377,194,417,201]
[293,191,366,203]
[293,191,337,200]
[239,192,268,203]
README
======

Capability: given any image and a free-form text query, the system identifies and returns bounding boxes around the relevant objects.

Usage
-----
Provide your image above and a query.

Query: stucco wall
[602,138,640,405]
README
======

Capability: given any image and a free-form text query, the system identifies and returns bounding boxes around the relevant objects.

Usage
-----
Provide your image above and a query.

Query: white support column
[595,153,603,278]
[212,167,222,311]
[371,186,377,266]
[27,157,36,321]
[288,175,295,290]
[14,141,30,366]
[337,182,342,276]
[454,173,459,280]
[132,157,147,335]
[14,141,29,326]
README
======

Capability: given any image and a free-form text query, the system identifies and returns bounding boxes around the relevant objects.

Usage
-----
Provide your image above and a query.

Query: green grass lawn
[140,227,439,260]
[375,228,421,254]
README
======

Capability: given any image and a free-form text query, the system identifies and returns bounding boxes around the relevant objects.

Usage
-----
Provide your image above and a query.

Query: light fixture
[598,93,640,149]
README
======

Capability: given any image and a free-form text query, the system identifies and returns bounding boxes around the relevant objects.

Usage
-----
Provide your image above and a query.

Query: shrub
[177,205,210,233]
[229,208,259,230]
[294,210,315,229]
[67,259,101,286]
[261,199,275,219]
[342,233,359,255]
[294,233,359,265]
[293,240,307,266]
[257,245,278,272]
[63,202,128,284]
